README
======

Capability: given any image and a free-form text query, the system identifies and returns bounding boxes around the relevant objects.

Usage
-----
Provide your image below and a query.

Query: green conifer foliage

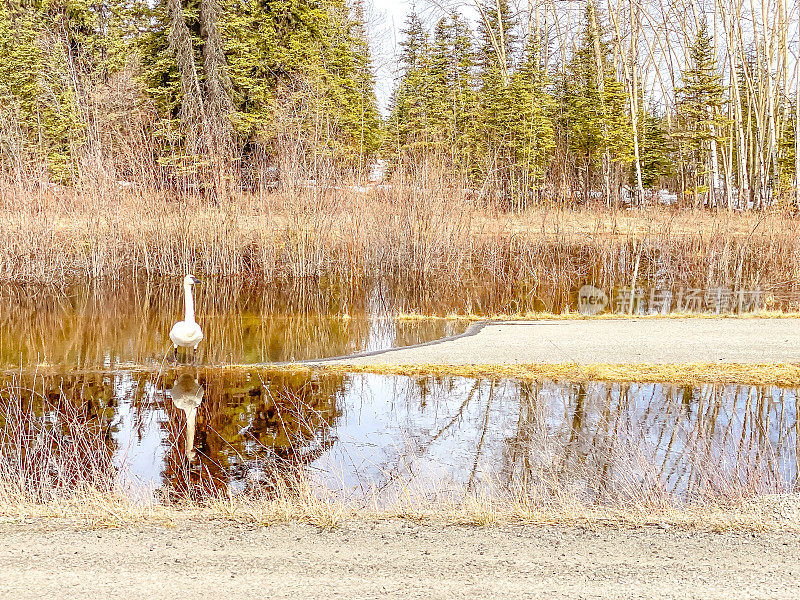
[388,10,429,155]
[675,18,726,205]
[0,1,87,181]
[509,38,554,202]
[558,2,632,202]
[389,5,552,202]
[474,0,519,203]
[638,110,674,190]
[136,0,380,175]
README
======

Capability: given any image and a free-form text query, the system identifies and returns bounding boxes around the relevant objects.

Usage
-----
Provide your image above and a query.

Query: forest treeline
[0,0,798,210]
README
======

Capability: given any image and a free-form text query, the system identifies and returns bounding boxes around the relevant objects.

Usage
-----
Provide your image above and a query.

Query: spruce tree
[0,1,85,180]
[638,110,673,190]
[558,2,632,202]
[387,10,431,162]
[475,0,518,203]
[675,18,726,206]
[510,37,555,202]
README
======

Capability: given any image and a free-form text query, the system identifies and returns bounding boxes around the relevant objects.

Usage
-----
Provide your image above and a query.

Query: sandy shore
[2,520,799,599]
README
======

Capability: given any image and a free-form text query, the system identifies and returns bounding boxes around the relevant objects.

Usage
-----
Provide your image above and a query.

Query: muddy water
[5,369,798,504]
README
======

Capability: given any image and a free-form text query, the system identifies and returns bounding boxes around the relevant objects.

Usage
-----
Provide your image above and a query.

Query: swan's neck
[183,283,196,323]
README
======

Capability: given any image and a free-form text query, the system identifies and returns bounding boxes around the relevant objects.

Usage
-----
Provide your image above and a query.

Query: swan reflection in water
[170,369,204,460]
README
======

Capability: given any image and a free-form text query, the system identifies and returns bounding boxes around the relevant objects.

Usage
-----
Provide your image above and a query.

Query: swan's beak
[192,276,201,284]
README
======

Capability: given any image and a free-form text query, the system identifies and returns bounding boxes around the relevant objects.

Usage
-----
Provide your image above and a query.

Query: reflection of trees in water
[358,376,800,502]
[6,371,800,503]
[159,370,342,500]
[383,272,571,315]
[0,369,342,501]
[497,381,800,501]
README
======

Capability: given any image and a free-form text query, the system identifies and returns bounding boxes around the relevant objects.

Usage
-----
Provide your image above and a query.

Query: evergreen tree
[509,37,555,200]
[424,15,477,171]
[138,0,380,174]
[386,10,431,161]
[638,110,673,190]
[558,2,632,202]
[0,1,87,180]
[446,15,478,174]
[675,18,726,206]
[475,0,518,203]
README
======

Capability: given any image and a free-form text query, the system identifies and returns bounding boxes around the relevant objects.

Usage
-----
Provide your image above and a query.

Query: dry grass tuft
[298,362,800,387]
[1,481,793,532]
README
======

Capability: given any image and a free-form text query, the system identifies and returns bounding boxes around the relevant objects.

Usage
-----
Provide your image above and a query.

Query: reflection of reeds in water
[0,375,116,503]
[3,371,800,528]
[0,281,469,367]
[500,382,798,504]
[314,376,800,510]
[158,370,341,502]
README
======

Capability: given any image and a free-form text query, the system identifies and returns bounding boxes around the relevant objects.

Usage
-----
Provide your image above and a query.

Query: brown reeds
[0,180,800,314]
[0,376,115,507]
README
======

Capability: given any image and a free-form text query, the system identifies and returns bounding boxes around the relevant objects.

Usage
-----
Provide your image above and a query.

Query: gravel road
[313,318,800,365]
[2,520,799,599]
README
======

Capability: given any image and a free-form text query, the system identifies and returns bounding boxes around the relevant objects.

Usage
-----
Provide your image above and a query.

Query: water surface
[5,369,797,504]
[0,280,468,367]
[0,276,790,368]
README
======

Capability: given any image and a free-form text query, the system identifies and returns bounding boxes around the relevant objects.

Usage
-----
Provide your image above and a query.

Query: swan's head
[183,274,201,286]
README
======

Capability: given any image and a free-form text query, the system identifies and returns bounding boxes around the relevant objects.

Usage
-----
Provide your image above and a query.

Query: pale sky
[368,0,413,113]
[367,0,480,113]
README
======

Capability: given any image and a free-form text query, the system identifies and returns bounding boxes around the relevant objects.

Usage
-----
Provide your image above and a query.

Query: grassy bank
[2,484,794,532]
[307,363,800,387]
[10,361,800,387]
[1,185,800,311]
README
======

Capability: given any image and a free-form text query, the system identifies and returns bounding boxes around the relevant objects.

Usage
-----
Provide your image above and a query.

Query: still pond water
[0,276,788,368]
[7,369,799,503]
[0,278,797,503]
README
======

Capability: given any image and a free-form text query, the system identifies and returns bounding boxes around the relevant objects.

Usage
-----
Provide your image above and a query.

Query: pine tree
[638,110,673,190]
[475,0,518,203]
[510,37,555,201]
[675,18,726,206]
[347,0,381,167]
[427,18,453,146]
[0,1,85,181]
[558,2,632,202]
[137,0,380,177]
[450,16,478,173]
[387,10,431,162]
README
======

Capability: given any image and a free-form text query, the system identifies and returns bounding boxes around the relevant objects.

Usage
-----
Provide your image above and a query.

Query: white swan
[169,275,203,362]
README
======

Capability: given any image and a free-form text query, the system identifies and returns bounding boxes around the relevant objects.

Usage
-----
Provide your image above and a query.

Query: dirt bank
[1,520,798,599]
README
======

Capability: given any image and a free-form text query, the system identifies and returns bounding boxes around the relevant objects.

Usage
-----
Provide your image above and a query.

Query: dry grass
[1,183,800,315]
[255,363,800,387]
[0,479,792,532]
[396,310,800,321]
[9,361,800,387]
